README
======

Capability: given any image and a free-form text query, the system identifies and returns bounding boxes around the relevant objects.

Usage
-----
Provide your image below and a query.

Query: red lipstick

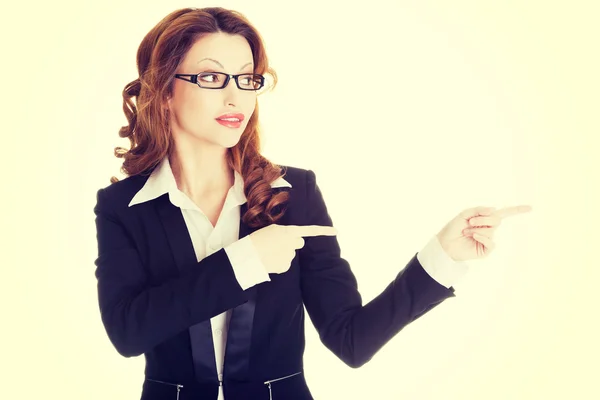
[215,113,244,128]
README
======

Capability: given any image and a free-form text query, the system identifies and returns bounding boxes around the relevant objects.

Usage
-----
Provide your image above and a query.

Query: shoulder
[94,173,150,214]
[278,165,331,223]
[277,164,318,190]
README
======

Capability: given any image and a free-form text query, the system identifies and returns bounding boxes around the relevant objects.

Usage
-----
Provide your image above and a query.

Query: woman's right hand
[249,224,338,274]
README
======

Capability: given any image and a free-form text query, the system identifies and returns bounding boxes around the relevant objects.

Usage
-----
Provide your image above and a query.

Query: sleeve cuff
[417,235,469,289]
[224,236,271,290]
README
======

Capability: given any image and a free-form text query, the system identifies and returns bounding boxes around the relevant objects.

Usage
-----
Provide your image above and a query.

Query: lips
[216,113,244,122]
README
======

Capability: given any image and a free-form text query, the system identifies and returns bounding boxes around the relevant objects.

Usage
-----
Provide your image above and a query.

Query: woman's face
[166,32,257,149]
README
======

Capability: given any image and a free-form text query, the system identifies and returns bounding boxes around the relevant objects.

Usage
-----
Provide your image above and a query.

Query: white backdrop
[2,0,599,399]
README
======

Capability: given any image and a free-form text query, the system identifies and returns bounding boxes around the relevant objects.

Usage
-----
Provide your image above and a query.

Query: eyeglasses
[174,72,265,91]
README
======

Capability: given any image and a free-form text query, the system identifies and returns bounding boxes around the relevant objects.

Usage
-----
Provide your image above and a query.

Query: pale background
[2,0,598,398]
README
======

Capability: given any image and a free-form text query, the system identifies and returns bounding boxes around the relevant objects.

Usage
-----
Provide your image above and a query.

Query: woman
[93,7,531,400]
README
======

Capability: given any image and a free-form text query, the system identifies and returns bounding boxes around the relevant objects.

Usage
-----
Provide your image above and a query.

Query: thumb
[460,206,496,219]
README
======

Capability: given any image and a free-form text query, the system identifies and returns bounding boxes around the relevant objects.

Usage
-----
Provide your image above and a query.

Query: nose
[223,77,241,104]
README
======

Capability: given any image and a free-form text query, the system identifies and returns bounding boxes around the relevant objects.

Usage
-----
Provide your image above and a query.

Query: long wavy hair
[110,7,290,228]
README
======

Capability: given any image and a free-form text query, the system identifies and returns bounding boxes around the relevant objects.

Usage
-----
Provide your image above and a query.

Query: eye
[239,74,262,89]
[198,73,222,83]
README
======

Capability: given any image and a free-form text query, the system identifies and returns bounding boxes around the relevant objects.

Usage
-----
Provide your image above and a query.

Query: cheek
[242,96,257,119]
[175,91,216,123]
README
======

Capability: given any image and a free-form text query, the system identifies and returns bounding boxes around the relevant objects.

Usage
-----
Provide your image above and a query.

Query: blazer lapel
[223,200,260,381]
[155,194,197,275]
[155,194,218,383]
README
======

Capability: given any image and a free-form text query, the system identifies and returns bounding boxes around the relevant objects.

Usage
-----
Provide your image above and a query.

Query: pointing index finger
[495,205,532,219]
[284,225,338,237]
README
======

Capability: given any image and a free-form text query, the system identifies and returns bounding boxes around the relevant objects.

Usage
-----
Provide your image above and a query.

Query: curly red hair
[110,7,290,228]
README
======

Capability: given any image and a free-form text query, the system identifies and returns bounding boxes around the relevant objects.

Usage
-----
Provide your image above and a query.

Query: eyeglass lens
[197,73,263,90]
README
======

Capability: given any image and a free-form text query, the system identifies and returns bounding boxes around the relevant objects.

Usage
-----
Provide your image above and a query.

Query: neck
[169,141,234,200]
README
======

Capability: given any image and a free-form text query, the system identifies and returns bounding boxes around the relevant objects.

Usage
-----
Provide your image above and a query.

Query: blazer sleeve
[298,170,457,368]
[93,188,250,358]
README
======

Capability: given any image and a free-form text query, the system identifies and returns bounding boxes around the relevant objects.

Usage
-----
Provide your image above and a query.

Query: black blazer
[93,165,456,400]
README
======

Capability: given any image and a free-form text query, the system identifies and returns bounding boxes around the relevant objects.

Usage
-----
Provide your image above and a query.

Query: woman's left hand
[436,205,532,262]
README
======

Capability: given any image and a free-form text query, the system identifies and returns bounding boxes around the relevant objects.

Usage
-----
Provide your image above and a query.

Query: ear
[162,95,172,112]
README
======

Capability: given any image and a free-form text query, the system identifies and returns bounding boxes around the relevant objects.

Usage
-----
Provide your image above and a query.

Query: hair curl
[110,7,289,228]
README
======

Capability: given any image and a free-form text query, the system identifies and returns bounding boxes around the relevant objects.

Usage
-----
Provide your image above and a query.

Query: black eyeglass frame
[174,72,265,91]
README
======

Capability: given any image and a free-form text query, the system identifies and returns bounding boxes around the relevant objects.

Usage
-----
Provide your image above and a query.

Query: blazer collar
[128,156,291,209]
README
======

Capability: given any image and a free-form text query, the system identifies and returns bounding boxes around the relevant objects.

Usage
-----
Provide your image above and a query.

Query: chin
[218,133,244,149]
[184,128,243,149]
[221,140,241,149]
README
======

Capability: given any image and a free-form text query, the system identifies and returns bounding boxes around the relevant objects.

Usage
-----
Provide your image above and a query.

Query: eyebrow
[197,58,253,71]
